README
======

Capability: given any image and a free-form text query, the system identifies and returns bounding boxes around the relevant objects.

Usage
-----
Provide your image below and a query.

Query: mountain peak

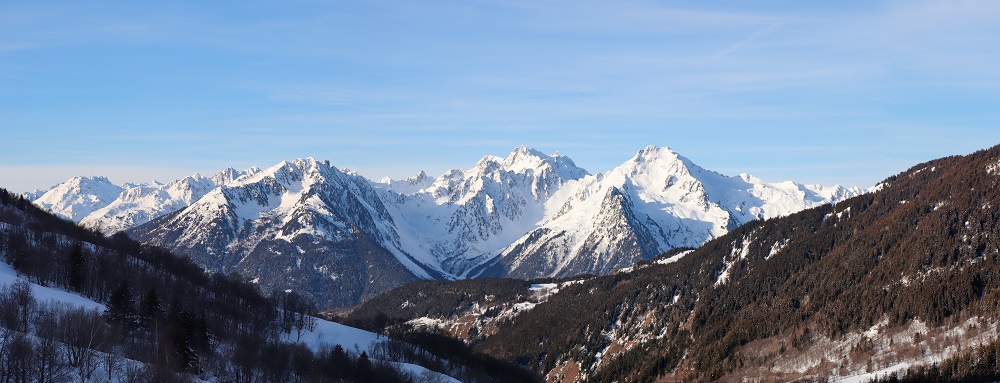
[67,175,114,186]
[616,145,699,179]
[32,146,866,310]
[32,176,125,221]
[379,170,433,194]
[211,168,239,185]
[261,157,333,178]
[503,146,549,171]
[506,145,547,160]
[52,175,119,193]
[293,156,321,167]
[497,146,590,181]
[633,145,679,162]
[406,170,429,183]
[182,172,208,183]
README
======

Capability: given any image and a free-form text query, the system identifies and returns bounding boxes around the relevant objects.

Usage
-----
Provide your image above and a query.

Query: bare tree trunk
[101,348,120,383]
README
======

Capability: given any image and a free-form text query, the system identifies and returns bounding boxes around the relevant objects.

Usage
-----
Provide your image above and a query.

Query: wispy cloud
[713,23,782,59]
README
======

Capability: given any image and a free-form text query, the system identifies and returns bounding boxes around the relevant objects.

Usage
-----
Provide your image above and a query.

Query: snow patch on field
[836,362,914,383]
[656,249,694,265]
[387,362,462,383]
[286,316,382,353]
[0,261,105,311]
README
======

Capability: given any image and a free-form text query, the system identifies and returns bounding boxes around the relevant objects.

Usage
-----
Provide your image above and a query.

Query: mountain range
[347,144,1000,382]
[15,144,1000,382]
[28,146,861,307]
[0,188,515,383]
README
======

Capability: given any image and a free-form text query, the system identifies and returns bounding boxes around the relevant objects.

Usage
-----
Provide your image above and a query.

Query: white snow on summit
[382,146,591,277]
[33,168,261,233]
[499,146,863,277]
[31,146,863,282]
[32,176,124,221]
[377,171,434,195]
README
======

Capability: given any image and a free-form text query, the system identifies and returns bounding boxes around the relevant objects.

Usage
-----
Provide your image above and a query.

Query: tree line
[0,188,439,382]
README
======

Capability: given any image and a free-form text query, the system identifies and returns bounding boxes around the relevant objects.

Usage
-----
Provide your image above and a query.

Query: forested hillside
[348,145,1000,382]
[0,189,520,382]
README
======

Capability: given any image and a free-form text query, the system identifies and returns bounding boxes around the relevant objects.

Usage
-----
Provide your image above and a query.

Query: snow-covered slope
[2,258,462,382]
[0,261,106,311]
[34,146,861,306]
[286,315,382,353]
[497,146,862,277]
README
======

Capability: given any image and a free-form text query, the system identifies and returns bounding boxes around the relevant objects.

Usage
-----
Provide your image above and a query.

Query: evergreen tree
[356,351,373,382]
[327,344,351,379]
[67,242,86,291]
[105,282,136,332]
[138,288,162,329]
[171,310,200,373]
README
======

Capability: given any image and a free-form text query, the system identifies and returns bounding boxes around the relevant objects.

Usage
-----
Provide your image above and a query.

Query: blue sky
[3,0,1000,193]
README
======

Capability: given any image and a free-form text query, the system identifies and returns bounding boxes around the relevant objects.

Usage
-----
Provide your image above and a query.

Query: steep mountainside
[390,146,591,278]
[495,146,859,278]
[348,145,1000,382]
[128,158,434,308]
[31,146,858,308]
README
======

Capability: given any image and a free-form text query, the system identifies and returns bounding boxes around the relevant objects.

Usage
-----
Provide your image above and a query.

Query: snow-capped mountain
[79,168,261,233]
[0,192,463,383]
[386,146,590,277]
[32,176,124,221]
[127,158,438,307]
[495,146,862,278]
[30,146,861,306]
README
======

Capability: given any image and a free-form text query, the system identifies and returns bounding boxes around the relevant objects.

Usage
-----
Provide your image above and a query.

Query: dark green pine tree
[106,282,137,332]
[138,288,162,329]
[67,242,86,291]
[172,310,200,373]
[327,344,351,379]
[355,351,373,382]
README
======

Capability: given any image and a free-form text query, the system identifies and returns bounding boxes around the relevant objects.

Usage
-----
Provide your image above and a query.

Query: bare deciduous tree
[58,307,107,383]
